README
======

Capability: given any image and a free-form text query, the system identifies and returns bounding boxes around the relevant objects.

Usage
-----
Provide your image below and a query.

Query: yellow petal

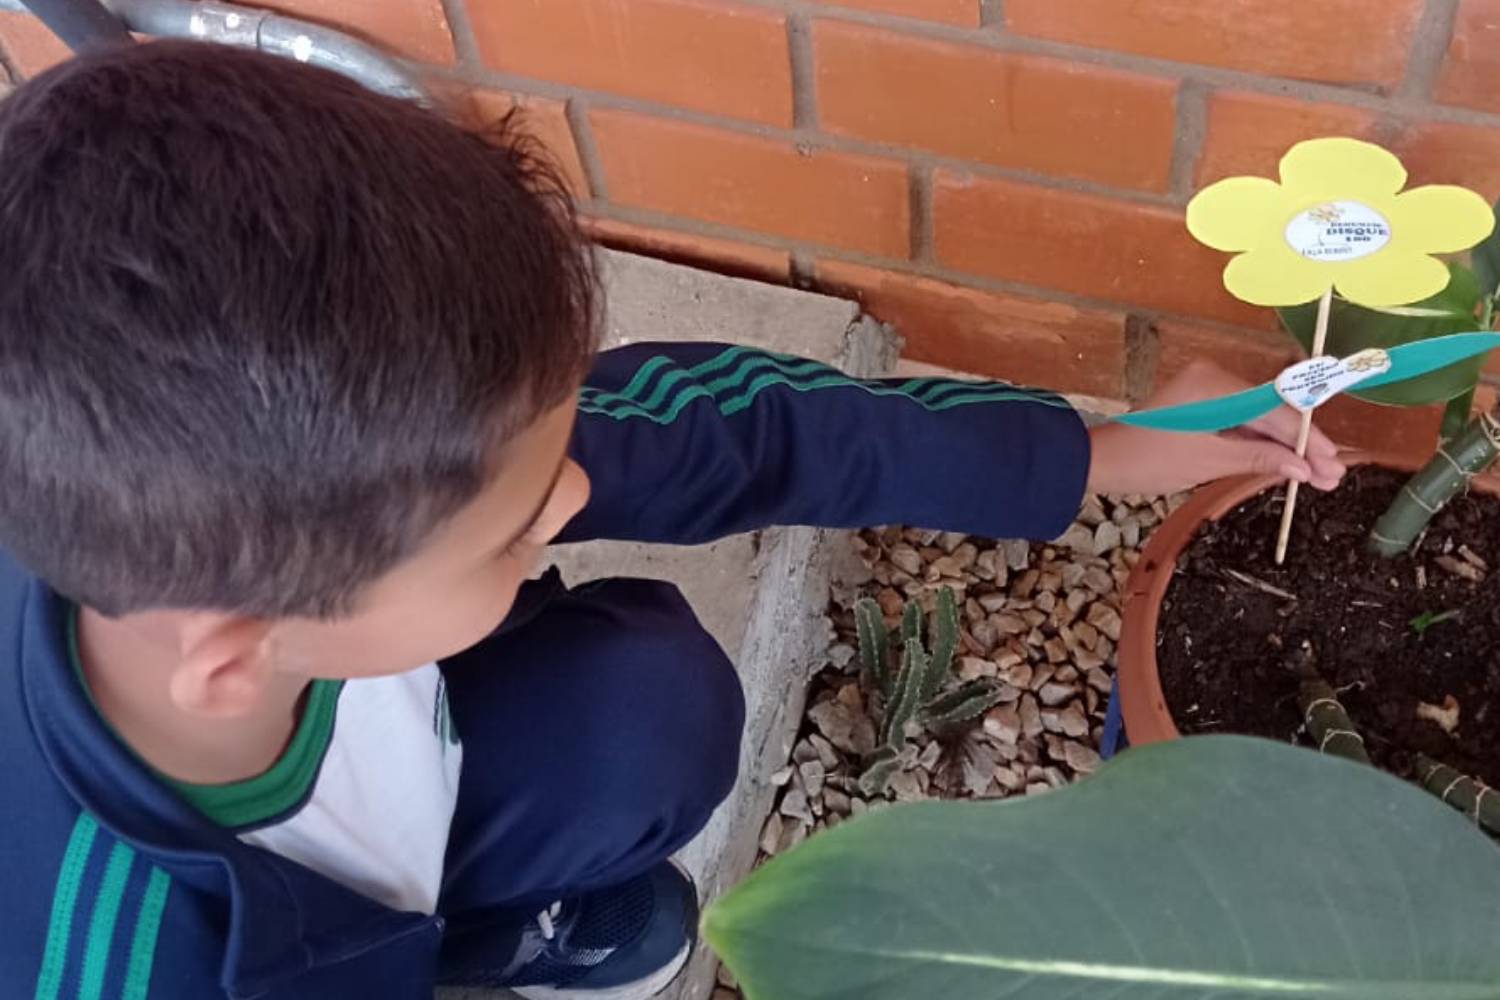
[1387,185,1495,253]
[1186,176,1286,252]
[1222,244,1332,306]
[1332,252,1450,308]
[1279,137,1406,201]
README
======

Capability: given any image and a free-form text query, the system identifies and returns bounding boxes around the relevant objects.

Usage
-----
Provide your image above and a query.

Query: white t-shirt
[233,667,464,913]
[70,609,464,914]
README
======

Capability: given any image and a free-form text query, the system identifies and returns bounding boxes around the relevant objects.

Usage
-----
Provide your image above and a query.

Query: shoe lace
[535,900,564,942]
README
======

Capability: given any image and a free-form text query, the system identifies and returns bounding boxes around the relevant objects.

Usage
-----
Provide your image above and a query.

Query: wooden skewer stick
[1274,285,1334,565]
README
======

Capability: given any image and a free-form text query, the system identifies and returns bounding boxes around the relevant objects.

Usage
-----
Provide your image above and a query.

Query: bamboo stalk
[1368,406,1500,557]
[1292,643,1370,765]
[1440,387,1476,445]
[1275,286,1333,565]
[1415,754,1500,836]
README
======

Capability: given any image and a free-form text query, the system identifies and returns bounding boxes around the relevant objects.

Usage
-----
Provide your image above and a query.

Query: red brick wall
[5,0,1500,451]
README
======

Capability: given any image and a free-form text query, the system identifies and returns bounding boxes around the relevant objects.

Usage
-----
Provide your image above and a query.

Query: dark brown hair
[0,40,599,616]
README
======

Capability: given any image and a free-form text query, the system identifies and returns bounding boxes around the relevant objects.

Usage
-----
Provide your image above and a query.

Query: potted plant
[1116,138,1500,827]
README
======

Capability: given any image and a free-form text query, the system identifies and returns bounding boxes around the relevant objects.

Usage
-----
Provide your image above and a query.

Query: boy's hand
[1086,360,1347,497]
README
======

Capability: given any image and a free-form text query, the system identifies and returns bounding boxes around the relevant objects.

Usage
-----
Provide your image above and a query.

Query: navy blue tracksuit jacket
[0,343,1089,998]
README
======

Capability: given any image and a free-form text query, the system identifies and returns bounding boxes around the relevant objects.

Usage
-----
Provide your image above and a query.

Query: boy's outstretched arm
[559,345,1345,547]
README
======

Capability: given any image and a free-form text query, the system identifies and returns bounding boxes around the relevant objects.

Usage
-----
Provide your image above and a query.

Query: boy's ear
[168,616,276,718]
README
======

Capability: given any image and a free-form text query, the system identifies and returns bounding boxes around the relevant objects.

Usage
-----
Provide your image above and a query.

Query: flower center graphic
[1283,200,1392,262]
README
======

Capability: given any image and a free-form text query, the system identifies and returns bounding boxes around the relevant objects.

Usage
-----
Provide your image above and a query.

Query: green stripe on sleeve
[34,813,99,1000]
[605,354,675,405]
[121,867,171,1000]
[578,347,1070,425]
[582,346,763,410]
[719,373,1060,417]
[77,842,135,1000]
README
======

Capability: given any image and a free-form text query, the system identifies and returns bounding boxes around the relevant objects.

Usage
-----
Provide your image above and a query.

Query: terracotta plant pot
[1116,451,1424,746]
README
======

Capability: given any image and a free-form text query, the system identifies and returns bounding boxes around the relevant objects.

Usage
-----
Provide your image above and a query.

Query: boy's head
[0,41,597,703]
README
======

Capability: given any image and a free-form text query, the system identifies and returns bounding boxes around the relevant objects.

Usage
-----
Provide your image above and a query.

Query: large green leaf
[705,736,1500,1000]
[1277,262,1484,406]
[1470,198,1500,299]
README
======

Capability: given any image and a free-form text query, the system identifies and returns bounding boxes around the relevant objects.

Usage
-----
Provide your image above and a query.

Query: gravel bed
[710,492,1185,999]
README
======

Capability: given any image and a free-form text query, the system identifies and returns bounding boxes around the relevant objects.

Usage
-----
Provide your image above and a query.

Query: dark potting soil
[1158,465,1500,784]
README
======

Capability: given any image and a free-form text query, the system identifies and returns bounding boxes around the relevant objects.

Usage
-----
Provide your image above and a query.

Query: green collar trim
[66,606,343,829]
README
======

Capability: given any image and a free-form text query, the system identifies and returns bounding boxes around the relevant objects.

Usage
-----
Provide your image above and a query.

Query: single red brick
[592,109,909,257]
[1005,0,1423,89]
[469,91,590,198]
[932,171,1270,328]
[468,0,793,127]
[1437,0,1500,114]
[1154,319,1300,387]
[1395,120,1500,200]
[809,0,980,26]
[816,259,1127,396]
[1195,91,1381,186]
[582,215,791,282]
[1316,395,1442,460]
[256,0,454,64]
[0,12,71,78]
[815,21,1176,192]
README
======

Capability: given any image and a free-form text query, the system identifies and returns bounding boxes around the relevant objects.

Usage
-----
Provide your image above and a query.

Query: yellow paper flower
[1186,137,1494,308]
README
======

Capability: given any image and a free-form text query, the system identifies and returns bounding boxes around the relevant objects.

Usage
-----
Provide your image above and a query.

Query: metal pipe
[15,0,131,52]
[0,0,428,102]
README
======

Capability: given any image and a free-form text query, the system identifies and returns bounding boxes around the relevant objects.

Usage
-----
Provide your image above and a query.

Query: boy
[0,41,1343,1000]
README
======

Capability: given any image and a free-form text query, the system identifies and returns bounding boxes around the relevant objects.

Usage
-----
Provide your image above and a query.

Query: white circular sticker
[1284,200,1391,262]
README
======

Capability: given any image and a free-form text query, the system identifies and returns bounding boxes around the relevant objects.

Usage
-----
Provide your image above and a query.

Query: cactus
[921,587,959,705]
[919,680,1009,738]
[880,642,929,747]
[901,598,923,649]
[858,586,999,795]
[854,597,891,695]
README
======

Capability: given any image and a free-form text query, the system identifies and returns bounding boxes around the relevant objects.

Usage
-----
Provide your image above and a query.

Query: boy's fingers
[1245,406,1341,460]
[1304,422,1340,459]
[1307,452,1347,487]
[1213,435,1309,482]
[1245,404,1304,450]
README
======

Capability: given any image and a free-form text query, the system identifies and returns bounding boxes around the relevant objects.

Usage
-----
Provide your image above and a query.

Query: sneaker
[504,860,698,1000]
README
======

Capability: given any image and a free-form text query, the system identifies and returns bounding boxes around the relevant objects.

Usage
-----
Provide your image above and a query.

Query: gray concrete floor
[440,250,893,1000]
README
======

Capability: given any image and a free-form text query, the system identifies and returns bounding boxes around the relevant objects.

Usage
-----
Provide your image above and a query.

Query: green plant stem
[1293,645,1370,765]
[1368,406,1500,558]
[1415,754,1500,835]
[1440,387,1477,445]
[854,598,890,695]
[920,680,1008,738]
[857,745,902,797]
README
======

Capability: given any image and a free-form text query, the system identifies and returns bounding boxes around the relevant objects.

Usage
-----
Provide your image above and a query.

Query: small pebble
[1093,521,1122,555]
[984,704,1022,744]
[958,655,998,680]
[1038,681,1075,707]
[1058,703,1090,738]
[1064,741,1102,773]
[1086,602,1123,641]
[888,770,924,802]
[1019,694,1043,739]
[994,765,1026,792]
[759,813,783,855]
[780,788,814,825]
